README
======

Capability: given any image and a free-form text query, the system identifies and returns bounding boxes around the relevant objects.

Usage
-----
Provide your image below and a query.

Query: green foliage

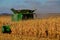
[2,27,4,32]
[2,25,11,33]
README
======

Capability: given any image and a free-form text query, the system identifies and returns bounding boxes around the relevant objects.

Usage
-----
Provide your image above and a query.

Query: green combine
[11,8,36,21]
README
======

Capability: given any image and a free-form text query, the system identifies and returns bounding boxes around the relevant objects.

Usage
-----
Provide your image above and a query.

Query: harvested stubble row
[0,16,60,40]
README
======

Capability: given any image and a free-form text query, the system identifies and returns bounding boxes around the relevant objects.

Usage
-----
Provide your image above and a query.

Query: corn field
[0,16,60,40]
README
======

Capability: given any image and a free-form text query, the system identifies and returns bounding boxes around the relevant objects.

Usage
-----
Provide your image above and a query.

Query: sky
[0,0,60,14]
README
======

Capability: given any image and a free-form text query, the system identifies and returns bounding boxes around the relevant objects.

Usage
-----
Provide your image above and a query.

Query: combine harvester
[11,8,37,21]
